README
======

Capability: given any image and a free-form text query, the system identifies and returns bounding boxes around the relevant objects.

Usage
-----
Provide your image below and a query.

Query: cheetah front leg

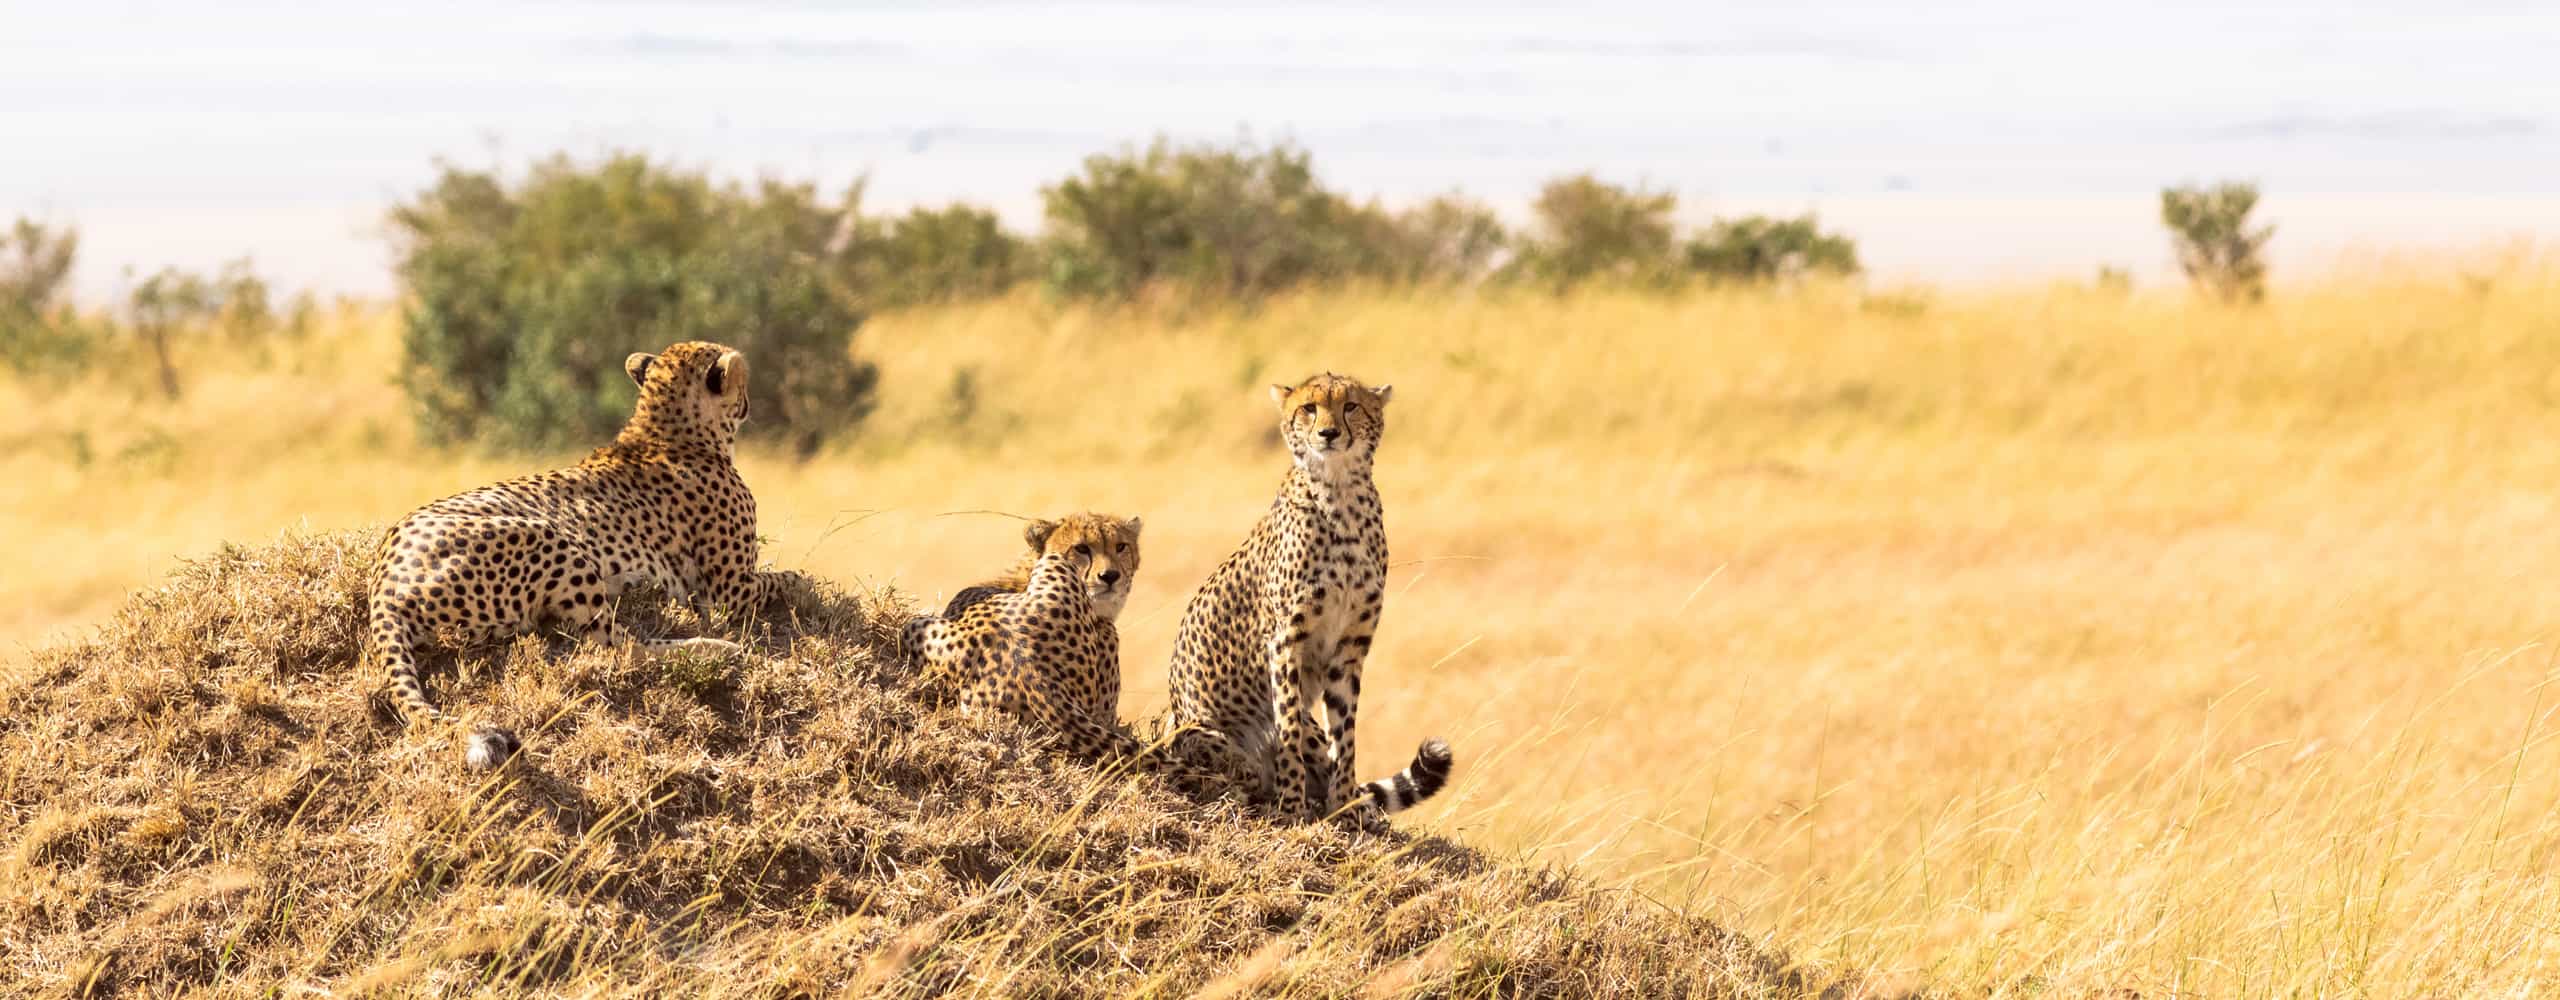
[1320,631,1378,830]
[1267,627,1331,822]
[553,556,742,656]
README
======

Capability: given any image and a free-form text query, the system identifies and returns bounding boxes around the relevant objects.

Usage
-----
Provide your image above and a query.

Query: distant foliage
[0,218,76,313]
[2,217,304,388]
[1040,138,1408,300]
[1379,194,1512,284]
[1507,176,1862,290]
[124,260,307,399]
[2161,181,2273,303]
[1509,174,1681,289]
[0,218,90,372]
[841,199,1033,311]
[389,154,880,455]
[1684,214,1861,283]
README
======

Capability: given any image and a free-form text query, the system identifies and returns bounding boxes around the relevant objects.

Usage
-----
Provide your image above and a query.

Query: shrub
[1380,194,1511,285]
[1040,138,1393,300]
[0,218,91,373]
[2160,181,2273,303]
[1683,214,1860,283]
[1509,174,1680,289]
[841,201,1032,310]
[389,154,878,456]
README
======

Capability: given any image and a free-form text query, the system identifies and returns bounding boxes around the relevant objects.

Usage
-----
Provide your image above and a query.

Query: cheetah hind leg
[1154,724,1260,803]
[372,605,524,773]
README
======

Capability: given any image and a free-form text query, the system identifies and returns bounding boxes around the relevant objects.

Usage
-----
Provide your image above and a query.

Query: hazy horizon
[7,0,2558,300]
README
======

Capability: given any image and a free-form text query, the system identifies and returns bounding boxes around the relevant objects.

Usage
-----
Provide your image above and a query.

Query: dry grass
[0,532,1828,997]
[8,251,2560,994]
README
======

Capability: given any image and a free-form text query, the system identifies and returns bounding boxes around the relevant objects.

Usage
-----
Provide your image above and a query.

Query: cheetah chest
[1299,532,1377,664]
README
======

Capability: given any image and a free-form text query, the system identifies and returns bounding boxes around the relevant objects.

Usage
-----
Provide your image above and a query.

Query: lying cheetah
[365,341,783,768]
[939,513,1143,622]
[1166,373,1453,829]
[903,514,1242,789]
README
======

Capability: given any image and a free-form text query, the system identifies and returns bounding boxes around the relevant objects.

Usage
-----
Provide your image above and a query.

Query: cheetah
[365,341,784,769]
[902,514,1242,789]
[939,513,1144,622]
[1166,373,1453,829]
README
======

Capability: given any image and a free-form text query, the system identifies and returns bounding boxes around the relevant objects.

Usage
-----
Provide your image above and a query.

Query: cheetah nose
[1098,569,1123,585]
[1317,427,1340,442]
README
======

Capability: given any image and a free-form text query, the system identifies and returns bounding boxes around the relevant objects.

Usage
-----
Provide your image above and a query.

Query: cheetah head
[623,341,750,444]
[1270,372,1392,476]
[1026,513,1143,620]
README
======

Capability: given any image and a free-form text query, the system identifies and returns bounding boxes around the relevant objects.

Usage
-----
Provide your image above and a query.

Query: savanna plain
[8,258,2560,996]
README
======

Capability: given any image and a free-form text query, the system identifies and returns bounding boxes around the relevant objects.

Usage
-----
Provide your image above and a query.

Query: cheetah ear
[1372,384,1394,405]
[1124,516,1142,538]
[1269,384,1292,409]
[707,350,745,396]
[624,352,656,387]
[1023,519,1060,551]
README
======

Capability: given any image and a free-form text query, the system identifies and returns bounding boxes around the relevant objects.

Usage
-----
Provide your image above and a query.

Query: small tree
[2160,181,2273,303]
[126,267,214,400]
[1510,174,1679,289]
[1683,214,1859,283]
[120,260,309,399]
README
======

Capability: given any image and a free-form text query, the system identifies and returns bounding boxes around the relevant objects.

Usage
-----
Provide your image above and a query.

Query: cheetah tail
[1360,738,1455,814]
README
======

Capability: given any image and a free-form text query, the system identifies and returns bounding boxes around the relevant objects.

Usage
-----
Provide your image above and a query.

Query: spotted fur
[364,341,785,768]
[902,514,1244,790]
[1166,373,1453,829]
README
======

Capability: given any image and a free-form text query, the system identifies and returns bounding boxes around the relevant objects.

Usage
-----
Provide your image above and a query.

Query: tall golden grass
[9,252,2560,994]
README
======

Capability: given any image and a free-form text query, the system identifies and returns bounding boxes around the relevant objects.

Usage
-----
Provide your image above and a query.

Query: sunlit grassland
[10,255,2560,995]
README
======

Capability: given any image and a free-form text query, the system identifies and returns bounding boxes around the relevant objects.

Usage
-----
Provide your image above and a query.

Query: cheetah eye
[1345,402,1361,414]
[1074,543,1092,557]
[1298,403,1317,416]
[1115,543,1129,554]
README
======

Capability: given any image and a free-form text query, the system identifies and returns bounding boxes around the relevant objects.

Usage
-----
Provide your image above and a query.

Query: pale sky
[5,1,2557,300]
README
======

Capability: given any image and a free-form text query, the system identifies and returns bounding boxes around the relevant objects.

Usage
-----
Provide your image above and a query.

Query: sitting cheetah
[939,513,1143,622]
[1166,373,1453,829]
[365,341,784,769]
[903,514,1242,789]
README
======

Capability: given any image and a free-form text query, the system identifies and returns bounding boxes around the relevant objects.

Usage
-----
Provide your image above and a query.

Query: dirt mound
[0,532,1847,997]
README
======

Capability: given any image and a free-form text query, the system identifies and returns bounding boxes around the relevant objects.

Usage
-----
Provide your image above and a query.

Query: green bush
[1507,174,1680,289]
[1041,138,1400,300]
[389,154,879,456]
[1683,214,1860,283]
[2160,181,2272,303]
[842,200,1032,310]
